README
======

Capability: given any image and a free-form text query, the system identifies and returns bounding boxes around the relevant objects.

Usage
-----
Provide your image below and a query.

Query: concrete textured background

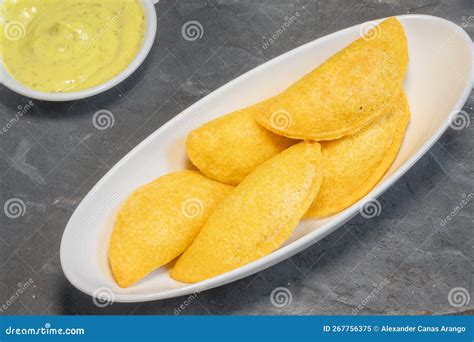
[0,0,472,315]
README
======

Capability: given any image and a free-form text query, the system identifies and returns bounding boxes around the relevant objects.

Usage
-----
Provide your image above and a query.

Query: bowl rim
[0,0,158,102]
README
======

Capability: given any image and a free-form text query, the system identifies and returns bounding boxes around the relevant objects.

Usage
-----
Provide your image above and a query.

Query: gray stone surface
[0,0,472,315]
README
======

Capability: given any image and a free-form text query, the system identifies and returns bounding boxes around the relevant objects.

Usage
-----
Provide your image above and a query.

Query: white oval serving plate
[0,0,158,101]
[60,15,473,303]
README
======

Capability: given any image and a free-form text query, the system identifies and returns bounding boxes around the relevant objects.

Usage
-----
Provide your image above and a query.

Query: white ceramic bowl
[0,0,158,101]
[60,15,473,302]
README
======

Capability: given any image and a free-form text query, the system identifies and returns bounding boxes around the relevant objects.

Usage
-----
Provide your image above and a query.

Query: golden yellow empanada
[256,17,408,140]
[171,142,323,283]
[306,91,410,217]
[109,171,233,287]
[186,106,295,185]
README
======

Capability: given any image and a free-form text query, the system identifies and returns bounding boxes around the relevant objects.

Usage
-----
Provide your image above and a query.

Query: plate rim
[60,14,474,302]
